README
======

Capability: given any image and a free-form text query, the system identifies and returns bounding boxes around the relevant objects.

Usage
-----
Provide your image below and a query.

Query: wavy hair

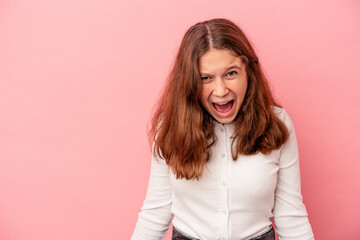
[149,18,289,180]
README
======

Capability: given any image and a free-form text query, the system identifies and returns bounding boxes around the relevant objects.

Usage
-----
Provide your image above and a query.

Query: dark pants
[172,225,275,240]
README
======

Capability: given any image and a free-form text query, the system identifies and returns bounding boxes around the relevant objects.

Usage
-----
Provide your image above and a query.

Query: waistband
[172,225,275,240]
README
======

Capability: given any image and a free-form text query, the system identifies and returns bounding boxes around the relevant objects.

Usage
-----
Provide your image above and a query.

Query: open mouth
[211,100,234,113]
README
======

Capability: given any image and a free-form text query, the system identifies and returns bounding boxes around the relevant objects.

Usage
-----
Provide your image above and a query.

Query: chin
[218,119,235,124]
[213,115,236,124]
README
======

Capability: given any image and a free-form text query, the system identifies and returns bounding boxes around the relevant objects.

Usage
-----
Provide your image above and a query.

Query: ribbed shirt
[132,107,314,240]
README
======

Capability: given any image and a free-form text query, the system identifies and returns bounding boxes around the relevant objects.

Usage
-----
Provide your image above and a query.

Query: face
[199,49,248,124]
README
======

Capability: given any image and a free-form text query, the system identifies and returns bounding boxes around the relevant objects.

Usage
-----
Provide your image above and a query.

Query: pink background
[1,0,359,239]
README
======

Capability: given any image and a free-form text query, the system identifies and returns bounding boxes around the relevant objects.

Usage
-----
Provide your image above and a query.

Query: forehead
[199,49,243,72]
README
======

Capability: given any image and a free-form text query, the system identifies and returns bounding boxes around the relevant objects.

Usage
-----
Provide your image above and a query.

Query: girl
[131,18,314,240]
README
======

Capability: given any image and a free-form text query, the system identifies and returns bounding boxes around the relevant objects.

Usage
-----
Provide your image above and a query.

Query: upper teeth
[218,101,229,105]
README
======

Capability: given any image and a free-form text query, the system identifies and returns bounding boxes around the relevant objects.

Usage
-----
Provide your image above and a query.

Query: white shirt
[132,107,314,240]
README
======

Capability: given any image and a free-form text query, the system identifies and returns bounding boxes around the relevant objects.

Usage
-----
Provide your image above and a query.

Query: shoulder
[271,106,294,132]
[272,105,288,120]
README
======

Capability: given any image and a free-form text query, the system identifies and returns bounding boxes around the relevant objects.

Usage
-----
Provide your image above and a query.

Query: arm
[273,109,314,239]
[131,151,173,240]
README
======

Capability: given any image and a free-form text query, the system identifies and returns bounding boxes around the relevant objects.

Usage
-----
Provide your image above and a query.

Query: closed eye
[201,76,211,81]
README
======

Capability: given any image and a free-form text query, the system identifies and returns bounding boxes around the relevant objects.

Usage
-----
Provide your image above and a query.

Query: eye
[201,76,210,81]
[226,71,237,77]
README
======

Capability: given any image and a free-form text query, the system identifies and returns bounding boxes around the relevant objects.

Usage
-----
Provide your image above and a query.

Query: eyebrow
[200,65,242,75]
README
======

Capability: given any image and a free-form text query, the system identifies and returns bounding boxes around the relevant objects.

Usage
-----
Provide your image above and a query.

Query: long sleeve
[131,152,173,240]
[272,110,314,239]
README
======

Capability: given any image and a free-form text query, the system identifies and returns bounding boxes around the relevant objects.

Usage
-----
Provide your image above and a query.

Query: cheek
[236,79,248,100]
[200,86,210,105]
[243,81,248,97]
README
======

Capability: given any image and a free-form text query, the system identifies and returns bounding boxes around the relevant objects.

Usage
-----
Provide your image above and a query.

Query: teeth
[217,101,230,105]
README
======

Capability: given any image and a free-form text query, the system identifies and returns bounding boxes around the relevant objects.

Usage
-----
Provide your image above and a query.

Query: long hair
[149,18,289,180]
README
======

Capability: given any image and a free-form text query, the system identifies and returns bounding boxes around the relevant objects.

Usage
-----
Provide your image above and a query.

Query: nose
[212,78,229,97]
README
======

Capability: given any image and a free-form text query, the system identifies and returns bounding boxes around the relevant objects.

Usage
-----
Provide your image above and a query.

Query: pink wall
[1,0,359,239]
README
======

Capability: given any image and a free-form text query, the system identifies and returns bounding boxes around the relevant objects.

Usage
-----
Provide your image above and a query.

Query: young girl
[131,18,314,240]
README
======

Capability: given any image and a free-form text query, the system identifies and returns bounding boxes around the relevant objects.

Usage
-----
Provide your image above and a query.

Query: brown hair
[149,18,289,180]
